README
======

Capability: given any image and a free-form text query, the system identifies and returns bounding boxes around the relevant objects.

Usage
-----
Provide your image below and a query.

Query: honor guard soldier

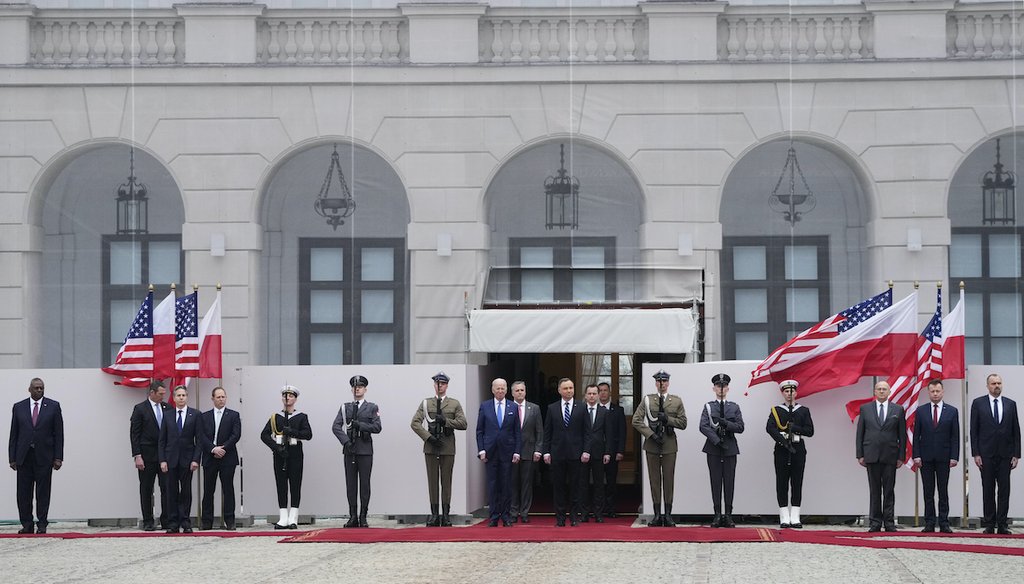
[332,375,382,528]
[411,371,467,526]
[260,385,313,529]
[766,379,814,528]
[699,373,745,528]
[632,370,687,527]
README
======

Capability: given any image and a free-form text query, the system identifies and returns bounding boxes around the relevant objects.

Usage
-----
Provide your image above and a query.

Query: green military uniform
[410,372,467,526]
[632,370,687,526]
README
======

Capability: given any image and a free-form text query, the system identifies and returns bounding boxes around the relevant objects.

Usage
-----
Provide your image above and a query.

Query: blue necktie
[563,402,570,427]
[994,399,1000,424]
[496,402,503,428]
[177,410,183,431]
[155,403,163,428]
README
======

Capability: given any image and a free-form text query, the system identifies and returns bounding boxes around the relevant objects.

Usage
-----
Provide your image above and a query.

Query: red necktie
[31,402,39,427]
[933,404,938,428]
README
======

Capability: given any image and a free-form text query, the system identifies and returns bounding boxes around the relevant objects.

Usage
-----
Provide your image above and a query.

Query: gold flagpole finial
[216,283,222,291]
[937,281,942,289]
[959,280,965,290]
[888,280,894,289]
[148,284,154,292]
[913,281,919,290]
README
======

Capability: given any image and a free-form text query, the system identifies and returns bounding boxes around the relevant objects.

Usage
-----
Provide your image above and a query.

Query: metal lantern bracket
[116,146,149,235]
[544,143,580,230]
[313,144,357,230]
[768,144,816,227]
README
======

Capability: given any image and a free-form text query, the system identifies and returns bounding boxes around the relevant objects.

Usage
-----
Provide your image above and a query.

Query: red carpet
[281,517,775,544]
[776,529,1024,557]
[0,530,288,539]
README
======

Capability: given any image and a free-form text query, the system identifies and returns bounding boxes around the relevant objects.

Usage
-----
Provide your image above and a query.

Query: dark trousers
[602,458,619,515]
[510,458,536,518]
[201,461,236,527]
[138,456,168,527]
[166,465,194,529]
[920,459,951,528]
[582,457,605,517]
[774,447,807,506]
[980,455,1012,528]
[345,453,373,512]
[16,447,53,529]
[273,452,304,507]
[485,453,514,520]
[550,457,582,521]
[707,454,737,514]
[866,461,897,528]
[424,454,455,506]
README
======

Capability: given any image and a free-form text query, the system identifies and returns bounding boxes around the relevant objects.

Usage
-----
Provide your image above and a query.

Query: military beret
[350,375,369,388]
[431,371,450,383]
[652,370,670,381]
[711,373,731,386]
[779,379,799,390]
[281,385,300,397]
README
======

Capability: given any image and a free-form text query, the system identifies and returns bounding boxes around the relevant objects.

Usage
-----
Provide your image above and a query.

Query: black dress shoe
[939,526,953,534]
[983,527,996,534]
[570,519,579,527]
[166,528,180,534]
[921,525,935,533]
[488,519,499,527]
[17,527,34,535]
[36,526,47,534]
[511,516,519,524]
[555,519,565,527]
[224,525,237,531]
[867,526,881,533]
[502,520,513,527]
[997,526,1013,535]
[200,524,213,531]
[580,515,589,523]
[884,525,898,532]
[520,516,530,524]
[606,512,618,518]
[182,527,193,534]
[722,515,736,528]
[142,522,156,532]
[595,516,604,524]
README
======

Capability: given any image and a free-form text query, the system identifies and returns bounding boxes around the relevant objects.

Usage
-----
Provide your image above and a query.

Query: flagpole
[912,281,920,529]
[958,281,970,528]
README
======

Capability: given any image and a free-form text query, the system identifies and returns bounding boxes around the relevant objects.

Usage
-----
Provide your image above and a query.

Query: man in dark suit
[543,377,592,526]
[159,385,202,533]
[129,379,170,531]
[597,382,625,518]
[332,374,383,528]
[970,373,1021,535]
[199,386,241,530]
[856,380,906,532]
[699,373,745,528]
[509,380,542,524]
[476,378,522,527]
[580,384,610,523]
[912,379,959,533]
[8,377,64,535]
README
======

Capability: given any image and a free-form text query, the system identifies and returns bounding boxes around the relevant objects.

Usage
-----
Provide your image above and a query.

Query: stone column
[0,3,35,66]
[640,1,727,62]
[400,2,487,64]
[865,0,956,59]
[174,1,265,64]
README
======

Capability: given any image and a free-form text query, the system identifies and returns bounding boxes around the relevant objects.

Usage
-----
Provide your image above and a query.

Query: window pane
[787,288,819,322]
[361,333,394,364]
[784,246,818,280]
[989,293,1022,336]
[949,234,982,278]
[966,338,984,369]
[310,248,344,281]
[733,246,766,281]
[572,246,604,268]
[989,234,1021,278]
[310,290,343,324]
[734,289,767,323]
[990,337,1022,365]
[965,293,984,337]
[148,241,181,285]
[736,332,768,360]
[521,247,553,268]
[573,272,605,302]
[310,333,344,365]
[109,300,140,343]
[109,241,141,285]
[361,247,395,282]
[361,290,394,324]
[521,271,553,301]
[619,354,634,375]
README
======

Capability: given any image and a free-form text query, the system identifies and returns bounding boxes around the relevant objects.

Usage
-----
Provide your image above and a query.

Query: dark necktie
[658,394,665,413]
[563,401,570,427]
[878,404,884,424]
[933,404,939,428]
[720,400,725,421]
[177,410,183,431]
[993,399,1000,424]
[436,397,442,418]
[31,402,38,427]
[589,406,595,425]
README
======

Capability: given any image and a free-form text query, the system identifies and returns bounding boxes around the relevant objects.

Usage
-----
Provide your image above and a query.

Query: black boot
[358,506,369,528]
[440,504,452,527]
[711,513,722,528]
[723,514,736,528]
[649,504,663,527]
[426,504,440,527]
[344,506,359,528]
[663,504,676,527]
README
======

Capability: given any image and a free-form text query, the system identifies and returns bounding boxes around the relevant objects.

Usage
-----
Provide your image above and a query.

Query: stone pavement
[1,519,1022,584]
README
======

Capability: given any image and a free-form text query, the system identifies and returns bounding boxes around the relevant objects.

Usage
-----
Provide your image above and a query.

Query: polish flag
[943,287,966,380]
[198,289,223,378]
[152,290,177,379]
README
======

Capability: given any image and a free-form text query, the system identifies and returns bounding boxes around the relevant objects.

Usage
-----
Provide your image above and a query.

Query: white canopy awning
[468,308,698,353]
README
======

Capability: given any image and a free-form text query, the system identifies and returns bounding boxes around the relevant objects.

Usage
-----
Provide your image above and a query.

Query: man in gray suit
[509,380,543,523]
[856,380,906,532]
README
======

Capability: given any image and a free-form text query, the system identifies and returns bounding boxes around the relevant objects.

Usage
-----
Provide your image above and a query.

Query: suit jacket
[543,399,591,462]
[700,400,745,456]
[912,402,960,462]
[632,393,687,454]
[158,407,202,469]
[130,398,171,462]
[411,396,467,456]
[199,407,241,467]
[583,403,609,458]
[602,403,626,456]
[856,401,906,464]
[9,397,64,466]
[970,395,1022,459]
[475,399,521,460]
[514,400,544,456]
[332,400,382,456]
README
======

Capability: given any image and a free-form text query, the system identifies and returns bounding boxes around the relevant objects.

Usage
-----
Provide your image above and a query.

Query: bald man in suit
[856,380,906,532]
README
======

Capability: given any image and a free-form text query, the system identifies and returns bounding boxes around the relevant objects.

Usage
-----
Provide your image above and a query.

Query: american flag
[102,291,154,387]
[175,291,200,375]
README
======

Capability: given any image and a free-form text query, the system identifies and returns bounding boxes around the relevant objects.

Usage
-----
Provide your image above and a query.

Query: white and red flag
[750,288,919,398]
[198,289,222,378]
[942,286,966,380]
[152,290,177,380]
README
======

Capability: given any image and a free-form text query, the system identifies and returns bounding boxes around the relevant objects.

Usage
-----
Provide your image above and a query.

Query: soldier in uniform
[410,371,467,526]
[765,379,814,528]
[699,373,745,528]
[332,375,382,528]
[260,385,313,529]
[632,370,687,527]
